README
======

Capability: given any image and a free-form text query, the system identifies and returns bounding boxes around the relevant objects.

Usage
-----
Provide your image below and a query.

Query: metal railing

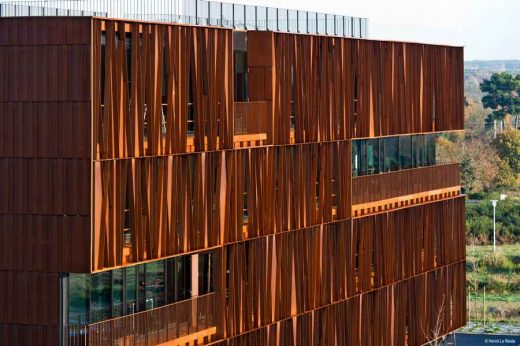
[66,292,216,346]
[0,0,368,38]
[234,101,267,136]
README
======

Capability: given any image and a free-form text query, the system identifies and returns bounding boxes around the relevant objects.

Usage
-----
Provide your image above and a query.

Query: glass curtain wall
[67,252,213,326]
[352,133,439,177]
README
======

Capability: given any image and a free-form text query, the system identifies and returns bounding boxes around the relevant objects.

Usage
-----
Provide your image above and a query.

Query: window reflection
[399,136,412,170]
[66,252,214,326]
[112,269,123,318]
[90,272,111,323]
[68,274,89,325]
[352,133,442,177]
[145,261,165,309]
[383,137,399,172]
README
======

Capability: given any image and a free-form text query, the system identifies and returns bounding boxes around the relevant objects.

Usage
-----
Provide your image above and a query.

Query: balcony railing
[0,0,369,38]
[234,101,267,135]
[66,293,216,346]
[352,163,461,216]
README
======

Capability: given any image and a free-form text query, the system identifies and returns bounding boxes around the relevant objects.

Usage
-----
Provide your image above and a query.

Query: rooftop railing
[0,0,368,38]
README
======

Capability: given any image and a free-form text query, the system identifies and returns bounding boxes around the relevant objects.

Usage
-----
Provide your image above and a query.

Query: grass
[466,243,520,327]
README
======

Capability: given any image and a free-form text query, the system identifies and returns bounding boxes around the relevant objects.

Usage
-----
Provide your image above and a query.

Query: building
[0,1,465,345]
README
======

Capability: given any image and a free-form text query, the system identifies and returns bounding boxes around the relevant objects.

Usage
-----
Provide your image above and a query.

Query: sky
[232,0,520,61]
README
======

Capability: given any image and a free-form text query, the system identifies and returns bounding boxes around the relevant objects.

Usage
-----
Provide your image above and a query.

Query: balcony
[66,293,217,346]
[139,101,268,154]
[352,163,461,217]
[233,101,268,147]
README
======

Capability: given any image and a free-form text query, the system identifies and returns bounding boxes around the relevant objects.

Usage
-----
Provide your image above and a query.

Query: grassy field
[466,244,520,328]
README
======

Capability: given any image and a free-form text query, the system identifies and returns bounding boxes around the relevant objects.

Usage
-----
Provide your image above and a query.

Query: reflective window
[199,253,214,295]
[68,274,89,325]
[383,137,399,172]
[90,272,111,323]
[352,140,360,177]
[412,135,424,167]
[145,261,165,309]
[366,139,380,174]
[66,252,212,327]
[352,133,443,176]
[425,134,438,166]
[112,269,123,318]
[125,266,137,314]
[399,136,412,169]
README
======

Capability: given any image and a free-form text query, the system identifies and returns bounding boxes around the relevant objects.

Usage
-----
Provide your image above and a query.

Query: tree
[480,72,520,130]
[493,160,517,189]
[493,129,520,175]
[460,156,476,192]
[423,295,447,346]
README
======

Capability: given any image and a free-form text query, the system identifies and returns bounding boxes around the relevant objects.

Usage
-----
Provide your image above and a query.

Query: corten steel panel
[0,215,90,273]
[92,142,351,271]
[209,262,465,346]
[352,163,461,205]
[92,19,234,160]
[0,271,60,326]
[222,197,465,338]
[0,16,465,346]
[0,324,60,346]
[0,17,92,346]
[0,16,93,274]
[246,32,464,143]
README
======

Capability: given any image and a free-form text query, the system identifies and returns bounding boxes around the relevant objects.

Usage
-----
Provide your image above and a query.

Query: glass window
[352,140,360,177]
[425,134,438,166]
[366,139,380,174]
[178,256,192,301]
[125,266,137,315]
[145,261,166,310]
[68,274,90,325]
[166,258,176,304]
[112,269,123,318]
[166,256,192,304]
[383,137,399,172]
[399,136,412,169]
[412,135,424,168]
[137,264,146,312]
[358,140,367,176]
[90,272,111,323]
[277,9,288,32]
[232,4,245,29]
[199,253,214,295]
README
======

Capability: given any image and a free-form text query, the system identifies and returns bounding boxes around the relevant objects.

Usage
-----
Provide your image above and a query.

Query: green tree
[493,160,517,189]
[461,156,476,193]
[493,129,520,174]
[480,72,520,130]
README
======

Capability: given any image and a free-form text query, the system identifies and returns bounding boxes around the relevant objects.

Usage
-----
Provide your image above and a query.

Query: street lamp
[491,200,498,255]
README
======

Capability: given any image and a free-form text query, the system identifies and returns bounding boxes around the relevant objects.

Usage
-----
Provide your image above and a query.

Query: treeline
[466,199,520,244]
[443,70,520,244]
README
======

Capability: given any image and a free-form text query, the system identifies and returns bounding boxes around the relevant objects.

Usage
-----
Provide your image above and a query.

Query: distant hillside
[464,60,520,102]
[465,60,520,72]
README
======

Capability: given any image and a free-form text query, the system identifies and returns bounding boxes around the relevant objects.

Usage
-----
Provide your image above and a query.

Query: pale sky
[233,0,520,61]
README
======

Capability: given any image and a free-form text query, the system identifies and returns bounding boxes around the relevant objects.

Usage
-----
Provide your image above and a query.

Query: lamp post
[491,200,498,255]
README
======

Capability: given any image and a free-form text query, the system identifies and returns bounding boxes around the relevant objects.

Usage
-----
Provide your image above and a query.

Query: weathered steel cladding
[352,163,461,204]
[0,16,465,346]
[92,142,351,271]
[92,19,233,160]
[248,31,464,143]
[211,262,465,346]
[223,197,465,337]
[0,324,59,346]
[0,17,91,346]
[0,271,60,326]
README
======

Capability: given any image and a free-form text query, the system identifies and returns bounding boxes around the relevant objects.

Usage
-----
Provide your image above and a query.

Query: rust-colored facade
[0,16,465,346]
